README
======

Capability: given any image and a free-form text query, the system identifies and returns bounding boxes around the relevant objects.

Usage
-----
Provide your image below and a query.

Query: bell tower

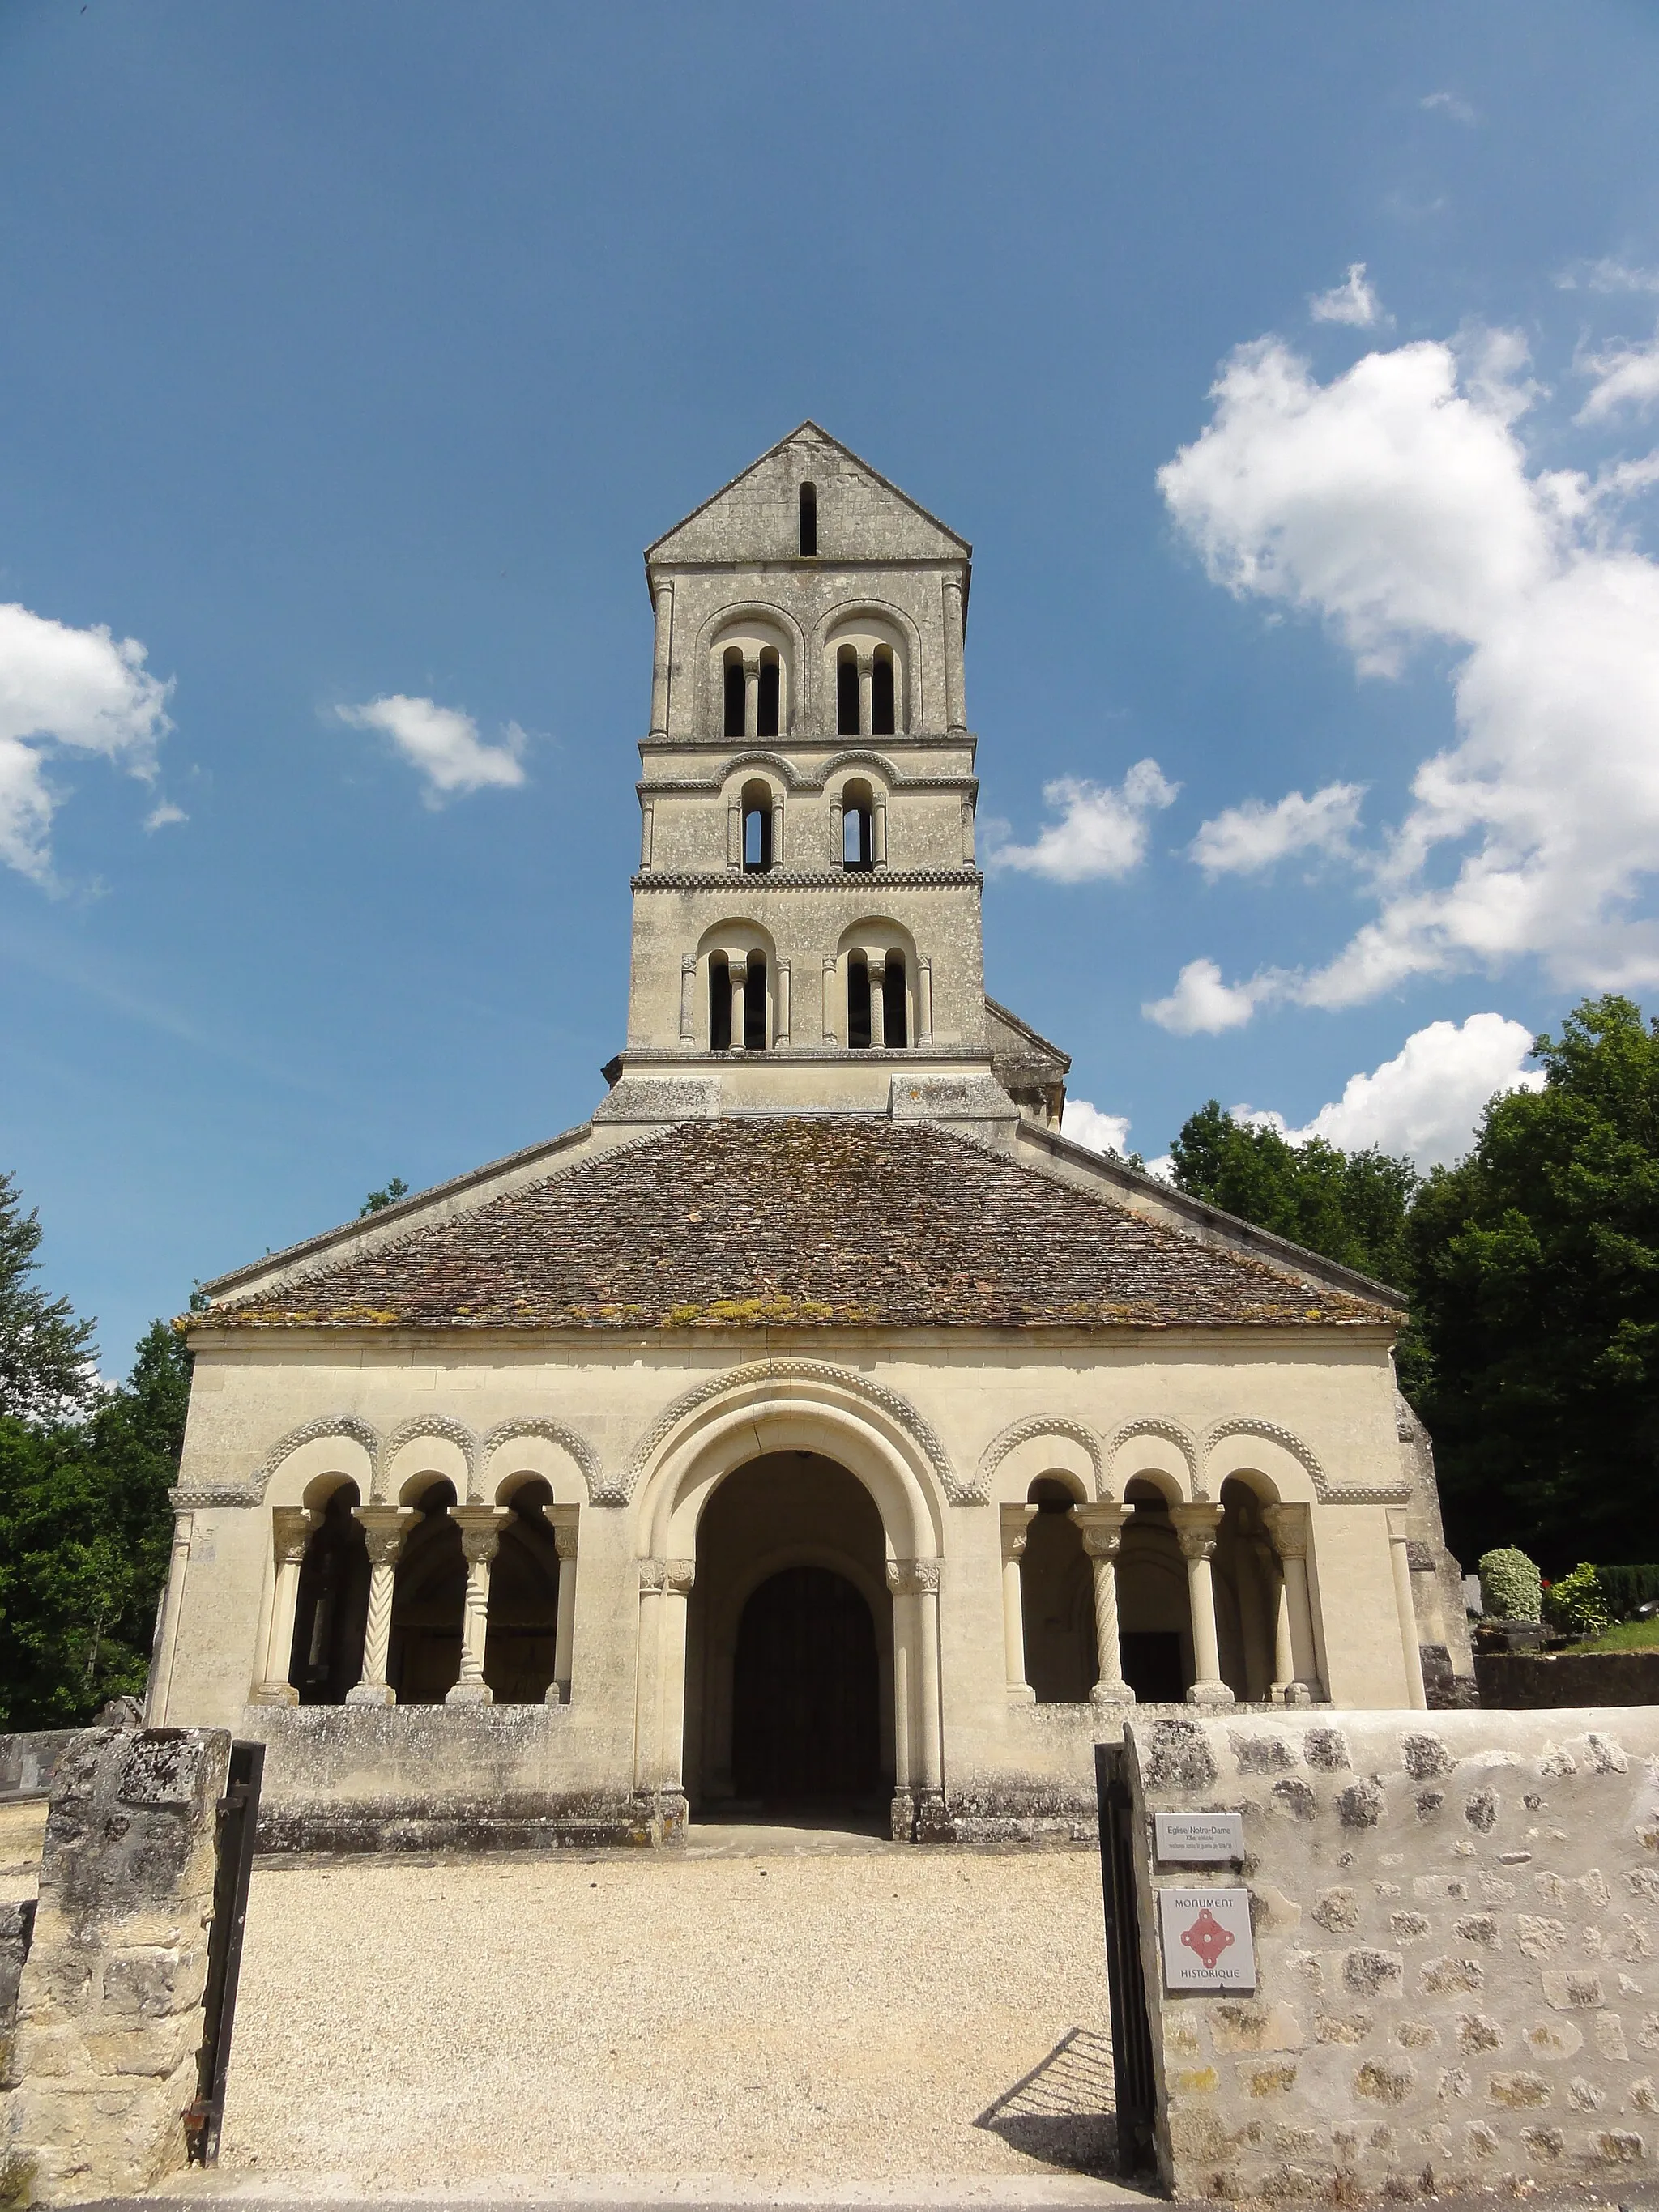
[608,423,1035,1127]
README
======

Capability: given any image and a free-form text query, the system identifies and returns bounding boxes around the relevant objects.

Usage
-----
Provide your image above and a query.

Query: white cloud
[1420,91,1478,125]
[0,602,173,881]
[1143,957,1268,1036]
[1559,258,1659,296]
[1150,325,1659,1021]
[1235,1012,1543,1169]
[143,800,187,832]
[1190,782,1364,878]
[337,694,528,802]
[1310,263,1385,328]
[1062,1099,1132,1156]
[987,758,1178,884]
[1576,325,1659,422]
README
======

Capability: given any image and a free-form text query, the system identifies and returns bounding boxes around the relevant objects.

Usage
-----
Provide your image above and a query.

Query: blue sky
[5,2,1659,1370]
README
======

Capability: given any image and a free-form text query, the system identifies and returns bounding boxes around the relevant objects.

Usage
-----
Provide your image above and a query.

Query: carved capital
[354,1505,414,1569]
[886,1557,942,1596]
[271,1507,314,1565]
[999,1503,1036,1562]
[1074,1503,1129,1560]
[553,1524,579,1561]
[453,1506,506,1566]
[1171,1502,1223,1562]
[639,1555,695,1595]
[1262,1503,1311,1561]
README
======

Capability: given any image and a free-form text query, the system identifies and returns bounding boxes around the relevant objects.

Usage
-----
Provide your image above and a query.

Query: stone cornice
[632,867,982,893]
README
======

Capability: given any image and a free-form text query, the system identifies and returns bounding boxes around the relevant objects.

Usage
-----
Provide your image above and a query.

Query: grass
[1560,1614,1659,1654]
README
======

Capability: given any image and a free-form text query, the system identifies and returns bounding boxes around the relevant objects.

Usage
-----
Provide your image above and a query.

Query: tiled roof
[211,1118,1392,1333]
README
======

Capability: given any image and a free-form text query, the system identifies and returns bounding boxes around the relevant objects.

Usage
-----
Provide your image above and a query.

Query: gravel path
[215,1843,1119,2193]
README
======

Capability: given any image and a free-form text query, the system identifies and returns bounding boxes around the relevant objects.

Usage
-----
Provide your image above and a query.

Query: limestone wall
[1,1725,230,2205]
[1122,1707,1659,2202]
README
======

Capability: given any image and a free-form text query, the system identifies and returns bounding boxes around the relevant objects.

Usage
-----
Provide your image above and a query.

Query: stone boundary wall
[1122,1707,1659,2203]
[241,1705,650,1852]
[1478,1651,1659,1708]
[1,1726,230,2206]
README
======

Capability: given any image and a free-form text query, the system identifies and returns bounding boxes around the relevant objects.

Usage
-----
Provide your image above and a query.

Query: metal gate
[1094,1741,1158,2178]
[185,1738,264,2165]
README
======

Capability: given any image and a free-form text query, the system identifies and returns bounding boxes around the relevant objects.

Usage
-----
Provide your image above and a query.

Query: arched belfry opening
[685,1452,892,1819]
[1116,1478,1194,1703]
[288,1483,370,1704]
[387,1480,466,1704]
[1019,1477,1094,1703]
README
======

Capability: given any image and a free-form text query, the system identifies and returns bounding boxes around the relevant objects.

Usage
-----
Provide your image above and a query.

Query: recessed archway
[686,1453,892,1819]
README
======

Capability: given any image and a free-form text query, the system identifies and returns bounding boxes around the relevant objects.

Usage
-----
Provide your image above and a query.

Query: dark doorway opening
[1120,1630,1186,1704]
[731,1565,881,1804]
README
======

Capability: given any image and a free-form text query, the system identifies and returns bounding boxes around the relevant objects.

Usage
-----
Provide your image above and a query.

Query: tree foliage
[0,1174,190,1729]
[0,1169,99,1422]
[1409,995,1659,1571]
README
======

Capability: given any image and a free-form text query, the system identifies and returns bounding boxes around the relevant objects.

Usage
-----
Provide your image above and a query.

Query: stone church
[147,424,1473,1848]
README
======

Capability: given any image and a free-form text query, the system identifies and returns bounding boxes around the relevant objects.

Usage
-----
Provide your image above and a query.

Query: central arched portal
[686,1451,893,1819]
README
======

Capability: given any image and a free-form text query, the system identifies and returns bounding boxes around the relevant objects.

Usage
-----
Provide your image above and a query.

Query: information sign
[1157,1886,1256,1993]
[1154,1809,1244,1863]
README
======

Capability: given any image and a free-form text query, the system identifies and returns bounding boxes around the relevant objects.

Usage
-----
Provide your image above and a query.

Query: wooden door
[731,1566,881,1802]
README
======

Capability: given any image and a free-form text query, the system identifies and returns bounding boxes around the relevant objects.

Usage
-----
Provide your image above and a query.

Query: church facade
[147,425,1473,1848]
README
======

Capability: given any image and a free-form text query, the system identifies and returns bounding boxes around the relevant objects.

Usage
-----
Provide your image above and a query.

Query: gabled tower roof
[645,421,971,569]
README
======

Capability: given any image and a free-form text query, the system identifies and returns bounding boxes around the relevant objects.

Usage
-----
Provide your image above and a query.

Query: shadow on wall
[974,2027,1118,2175]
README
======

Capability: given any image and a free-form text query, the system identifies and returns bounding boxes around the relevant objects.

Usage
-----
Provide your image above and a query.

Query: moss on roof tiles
[212,1118,1391,1333]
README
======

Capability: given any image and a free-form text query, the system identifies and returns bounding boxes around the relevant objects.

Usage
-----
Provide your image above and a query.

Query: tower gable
[646,424,970,568]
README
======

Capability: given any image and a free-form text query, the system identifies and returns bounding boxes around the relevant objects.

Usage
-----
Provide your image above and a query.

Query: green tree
[0,1169,98,1421]
[0,1317,190,1728]
[360,1176,409,1215]
[1410,995,1659,1571]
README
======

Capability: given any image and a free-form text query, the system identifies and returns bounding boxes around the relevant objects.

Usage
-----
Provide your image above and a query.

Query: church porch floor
[186,1843,1135,2197]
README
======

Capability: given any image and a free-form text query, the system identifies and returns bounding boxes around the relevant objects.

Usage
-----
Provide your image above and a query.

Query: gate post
[1094,1742,1158,2177]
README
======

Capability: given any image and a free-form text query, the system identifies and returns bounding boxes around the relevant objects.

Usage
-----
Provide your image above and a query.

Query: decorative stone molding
[1074,1502,1130,1559]
[1102,1417,1203,1499]
[1171,1502,1223,1562]
[378,1414,480,1498]
[553,1523,579,1561]
[169,1484,254,1509]
[254,1413,382,1501]
[623,1356,968,1506]
[476,1416,604,1502]
[638,750,975,798]
[1202,1416,1410,1505]
[631,867,982,893]
[1260,1502,1311,1560]
[975,1415,1103,1502]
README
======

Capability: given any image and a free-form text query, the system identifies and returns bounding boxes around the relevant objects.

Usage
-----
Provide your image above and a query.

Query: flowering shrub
[1478,1546,1542,1622]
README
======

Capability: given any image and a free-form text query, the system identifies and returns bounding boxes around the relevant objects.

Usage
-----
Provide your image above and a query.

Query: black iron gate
[185,1738,264,2165]
[1094,1741,1158,2178]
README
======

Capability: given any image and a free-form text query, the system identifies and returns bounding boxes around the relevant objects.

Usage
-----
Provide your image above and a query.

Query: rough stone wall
[1124,1707,1659,2203]
[1478,1652,1659,1708]
[1,1726,229,2206]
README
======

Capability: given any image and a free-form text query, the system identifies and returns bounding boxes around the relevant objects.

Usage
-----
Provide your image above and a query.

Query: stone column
[942,578,966,734]
[888,1558,946,1835]
[868,956,887,1047]
[728,956,748,1049]
[658,1557,695,1799]
[249,1507,313,1706]
[999,1505,1036,1701]
[889,1579,912,1839]
[1171,1503,1234,1707]
[680,953,697,1043]
[744,652,759,740]
[347,1506,414,1706]
[549,1521,578,1704]
[1076,1504,1135,1705]
[830,798,843,865]
[961,795,976,864]
[917,959,933,1046]
[144,1510,194,1724]
[858,650,873,739]
[821,957,838,1045]
[1262,1503,1322,1703]
[446,1507,505,1705]
[1386,1506,1429,1711]
[775,962,790,1046]
[771,793,784,867]
[648,579,673,738]
[873,794,888,867]
[638,801,654,870]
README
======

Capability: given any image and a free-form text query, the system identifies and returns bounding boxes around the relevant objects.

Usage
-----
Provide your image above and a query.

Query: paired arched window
[716,632,788,739]
[846,950,906,1050]
[709,951,769,1051]
[829,628,906,737]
